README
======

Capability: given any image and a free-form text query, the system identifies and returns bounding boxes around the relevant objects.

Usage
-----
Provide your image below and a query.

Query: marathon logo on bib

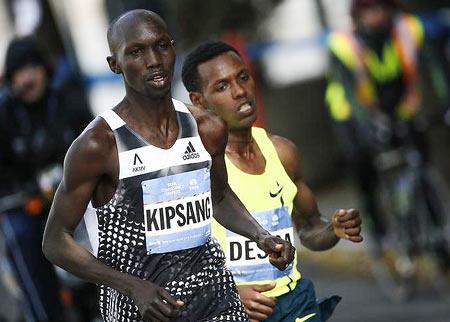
[142,168,212,253]
[226,207,294,283]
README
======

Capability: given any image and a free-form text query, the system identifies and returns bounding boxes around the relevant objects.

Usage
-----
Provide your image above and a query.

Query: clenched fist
[332,209,363,242]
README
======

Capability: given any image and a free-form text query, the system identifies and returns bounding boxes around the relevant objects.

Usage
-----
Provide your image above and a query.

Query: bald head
[107,9,168,54]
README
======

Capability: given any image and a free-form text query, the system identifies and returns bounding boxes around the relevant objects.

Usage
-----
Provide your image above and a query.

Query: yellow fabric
[364,41,401,82]
[295,313,317,322]
[326,14,424,120]
[404,15,424,48]
[212,127,300,298]
[355,78,376,106]
[329,31,403,83]
[328,32,358,71]
[325,81,352,121]
[396,101,416,120]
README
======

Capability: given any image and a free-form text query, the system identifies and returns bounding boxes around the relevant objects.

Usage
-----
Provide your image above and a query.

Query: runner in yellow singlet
[182,41,364,322]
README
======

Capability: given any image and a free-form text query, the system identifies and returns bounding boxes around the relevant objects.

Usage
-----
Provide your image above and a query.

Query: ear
[189,92,206,108]
[106,55,121,74]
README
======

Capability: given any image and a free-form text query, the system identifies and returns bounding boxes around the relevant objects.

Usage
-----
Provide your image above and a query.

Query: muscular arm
[272,135,339,251]
[272,135,362,251]
[208,125,268,242]
[42,119,139,293]
[191,106,295,269]
[43,118,183,321]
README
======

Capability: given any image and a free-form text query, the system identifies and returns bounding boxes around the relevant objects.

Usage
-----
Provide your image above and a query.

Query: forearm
[43,231,139,297]
[213,186,269,242]
[299,216,339,251]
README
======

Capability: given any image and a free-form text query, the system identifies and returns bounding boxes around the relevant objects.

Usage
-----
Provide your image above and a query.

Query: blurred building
[0,0,449,185]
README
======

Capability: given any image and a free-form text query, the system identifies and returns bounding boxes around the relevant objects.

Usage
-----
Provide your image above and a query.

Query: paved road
[301,259,450,322]
[1,180,449,321]
[303,180,450,322]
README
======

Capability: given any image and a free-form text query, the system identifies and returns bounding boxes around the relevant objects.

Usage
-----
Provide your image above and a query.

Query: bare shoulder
[187,104,228,155]
[64,116,117,180]
[267,133,302,181]
[69,116,114,159]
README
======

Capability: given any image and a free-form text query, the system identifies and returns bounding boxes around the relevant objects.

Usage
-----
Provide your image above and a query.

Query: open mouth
[146,73,168,87]
[237,102,253,114]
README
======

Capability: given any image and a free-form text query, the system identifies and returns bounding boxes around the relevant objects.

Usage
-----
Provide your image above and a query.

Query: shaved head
[107,9,167,54]
[105,9,175,98]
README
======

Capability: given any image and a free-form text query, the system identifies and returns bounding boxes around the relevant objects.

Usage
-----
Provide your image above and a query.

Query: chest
[117,135,211,179]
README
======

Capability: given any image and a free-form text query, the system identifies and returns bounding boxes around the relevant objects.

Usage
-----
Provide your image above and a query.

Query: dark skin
[42,10,294,322]
[189,51,363,322]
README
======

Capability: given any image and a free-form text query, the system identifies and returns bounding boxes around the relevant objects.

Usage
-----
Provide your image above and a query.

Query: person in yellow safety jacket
[182,41,364,322]
[326,0,425,123]
[325,0,433,240]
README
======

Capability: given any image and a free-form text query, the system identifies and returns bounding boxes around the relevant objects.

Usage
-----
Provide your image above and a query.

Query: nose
[231,81,246,99]
[144,48,162,68]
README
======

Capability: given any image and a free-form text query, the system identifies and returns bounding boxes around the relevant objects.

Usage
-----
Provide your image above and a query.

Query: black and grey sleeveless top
[84,99,247,322]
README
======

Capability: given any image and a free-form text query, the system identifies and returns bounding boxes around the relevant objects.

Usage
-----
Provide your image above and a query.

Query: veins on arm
[42,118,124,286]
[270,134,339,251]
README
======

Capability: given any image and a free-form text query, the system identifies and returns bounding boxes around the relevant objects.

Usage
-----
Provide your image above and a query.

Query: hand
[129,279,184,322]
[257,234,295,270]
[238,283,277,322]
[332,209,363,242]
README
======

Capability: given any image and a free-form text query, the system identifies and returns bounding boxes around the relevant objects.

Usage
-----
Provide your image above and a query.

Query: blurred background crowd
[0,0,449,321]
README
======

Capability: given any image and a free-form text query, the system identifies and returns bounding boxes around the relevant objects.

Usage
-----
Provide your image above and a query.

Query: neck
[124,89,174,125]
[226,127,254,154]
[118,91,178,146]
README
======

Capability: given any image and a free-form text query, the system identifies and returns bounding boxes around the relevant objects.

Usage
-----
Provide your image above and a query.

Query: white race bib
[142,168,212,253]
[225,207,294,282]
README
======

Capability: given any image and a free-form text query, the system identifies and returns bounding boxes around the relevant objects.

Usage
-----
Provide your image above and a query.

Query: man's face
[195,52,257,130]
[111,18,175,99]
[358,4,393,33]
[11,65,48,104]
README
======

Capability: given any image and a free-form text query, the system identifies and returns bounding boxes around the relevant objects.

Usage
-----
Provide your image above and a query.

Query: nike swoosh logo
[269,186,283,198]
[295,313,317,322]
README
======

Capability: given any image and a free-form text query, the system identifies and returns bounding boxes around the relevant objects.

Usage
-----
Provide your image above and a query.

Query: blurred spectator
[324,0,448,241]
[0,36,92,321]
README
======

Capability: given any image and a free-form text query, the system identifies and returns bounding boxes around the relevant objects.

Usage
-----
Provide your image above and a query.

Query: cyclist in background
[325,0,449,244]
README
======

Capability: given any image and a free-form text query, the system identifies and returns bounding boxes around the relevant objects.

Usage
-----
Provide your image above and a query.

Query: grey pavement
[304,259,450,322]
[0,180,449,321]
[300,179,450,322]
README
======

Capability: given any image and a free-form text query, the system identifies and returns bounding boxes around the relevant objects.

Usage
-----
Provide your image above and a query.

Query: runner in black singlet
[42,9,295,322]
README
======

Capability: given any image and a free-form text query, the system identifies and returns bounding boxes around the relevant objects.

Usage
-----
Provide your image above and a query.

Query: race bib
[225,207,294,283]
[142,168,212,253]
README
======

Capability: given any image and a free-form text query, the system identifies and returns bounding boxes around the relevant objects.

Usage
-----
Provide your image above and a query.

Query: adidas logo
[183,141,200,160]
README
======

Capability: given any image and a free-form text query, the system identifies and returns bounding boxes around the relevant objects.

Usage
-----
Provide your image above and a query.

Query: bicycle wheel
[417,167,450,301]
[367,172,418,303]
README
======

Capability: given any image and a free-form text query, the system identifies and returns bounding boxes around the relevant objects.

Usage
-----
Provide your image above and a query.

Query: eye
[129,48,143,56]
[158,40,172,51]
[239,71,250,81]
[216,82,228,92]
